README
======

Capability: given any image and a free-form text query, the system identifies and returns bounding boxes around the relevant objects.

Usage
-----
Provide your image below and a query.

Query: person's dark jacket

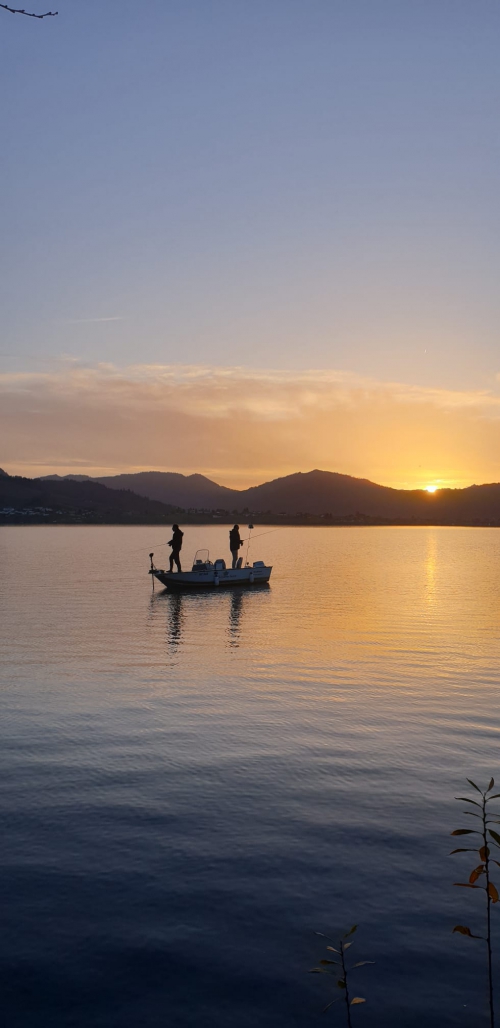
[169,528,183,552]
[229,528,242,551]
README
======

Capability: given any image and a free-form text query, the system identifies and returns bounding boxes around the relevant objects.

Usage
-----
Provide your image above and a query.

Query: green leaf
[456,797,482,807]
[467,779,482,793]
[319,960,338,966]
[463,812,482,819]
[450,848,477,854]
[351,997,366,1005]
[451,829,479,835]
[326,946,340,953]
[344,925,358,937]
[488,794,500,800]
[488,829,500,845]
[352,961,375,968]
[343,942,353,950]
[487,778,495,792]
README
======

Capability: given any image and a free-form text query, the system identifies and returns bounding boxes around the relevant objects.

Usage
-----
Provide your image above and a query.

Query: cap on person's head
[172,524,179,530]
[233,524,239,529]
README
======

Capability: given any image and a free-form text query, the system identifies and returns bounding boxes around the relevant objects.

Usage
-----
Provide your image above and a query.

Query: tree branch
[0,4,58,17]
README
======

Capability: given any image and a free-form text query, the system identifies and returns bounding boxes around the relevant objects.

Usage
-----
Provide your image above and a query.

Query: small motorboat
[148,548,272,590]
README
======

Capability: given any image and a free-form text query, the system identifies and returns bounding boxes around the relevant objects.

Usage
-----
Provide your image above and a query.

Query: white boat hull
[152,564,272,590]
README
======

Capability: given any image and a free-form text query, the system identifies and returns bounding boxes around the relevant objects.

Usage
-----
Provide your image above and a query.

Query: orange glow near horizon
[0,463,475,492]
[2,363,500,492]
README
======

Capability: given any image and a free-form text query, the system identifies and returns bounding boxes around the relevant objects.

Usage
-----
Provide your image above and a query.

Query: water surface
[1,525,500,1027]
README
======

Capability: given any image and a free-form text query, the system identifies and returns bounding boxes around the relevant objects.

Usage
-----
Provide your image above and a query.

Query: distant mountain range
[34,468,500,523]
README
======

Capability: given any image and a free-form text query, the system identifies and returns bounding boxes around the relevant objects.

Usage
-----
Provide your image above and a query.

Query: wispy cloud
[61,317,125,324]
[1,362,500,488]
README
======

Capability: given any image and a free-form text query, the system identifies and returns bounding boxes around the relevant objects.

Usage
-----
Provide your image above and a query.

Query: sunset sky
[1,1,500,489]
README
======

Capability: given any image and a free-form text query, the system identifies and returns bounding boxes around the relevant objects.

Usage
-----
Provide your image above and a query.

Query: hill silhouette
[94,468,411,514]
[0,474,181,523]
[97,468,500,521]
[45,468,405,513]
[94,471,237,510]
[38,467,500,522]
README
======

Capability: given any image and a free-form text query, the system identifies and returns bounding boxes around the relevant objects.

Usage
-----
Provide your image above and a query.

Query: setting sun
[426,485,438,493]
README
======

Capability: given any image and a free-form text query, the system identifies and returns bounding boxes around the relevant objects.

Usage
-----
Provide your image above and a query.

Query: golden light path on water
[1,525,500,1028]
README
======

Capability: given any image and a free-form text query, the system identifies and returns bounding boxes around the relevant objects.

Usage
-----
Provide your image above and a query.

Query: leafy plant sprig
[451,777,500,1028]
[309,925,373,1025]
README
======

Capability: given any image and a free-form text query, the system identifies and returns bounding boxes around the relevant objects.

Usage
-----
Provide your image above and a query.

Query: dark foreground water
[2,525,500,1027]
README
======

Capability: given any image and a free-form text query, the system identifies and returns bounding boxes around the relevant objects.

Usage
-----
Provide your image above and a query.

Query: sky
[1,0,500,489]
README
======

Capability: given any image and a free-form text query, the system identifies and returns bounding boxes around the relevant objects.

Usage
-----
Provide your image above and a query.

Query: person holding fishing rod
[229,525,244,569]
[168,524,184,573]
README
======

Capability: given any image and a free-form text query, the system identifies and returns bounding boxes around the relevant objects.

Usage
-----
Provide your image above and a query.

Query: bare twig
[0,4,58,17]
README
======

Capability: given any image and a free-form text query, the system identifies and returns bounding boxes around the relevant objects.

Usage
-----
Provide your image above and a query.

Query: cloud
[2,362,500,487]
[61,317,125,324]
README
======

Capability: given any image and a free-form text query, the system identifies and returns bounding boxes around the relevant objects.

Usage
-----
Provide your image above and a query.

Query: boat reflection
[227,590,244,648]
[149,581,269,654]
[167,591,185,648]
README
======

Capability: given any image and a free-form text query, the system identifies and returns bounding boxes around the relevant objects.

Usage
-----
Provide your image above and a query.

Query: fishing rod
[240,527,282,542]
[135,526,282,556]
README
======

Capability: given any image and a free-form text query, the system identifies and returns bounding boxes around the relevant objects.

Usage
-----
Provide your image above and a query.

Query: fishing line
[241,528,282,541]
[133,526,282,555]
[129,540,169,554]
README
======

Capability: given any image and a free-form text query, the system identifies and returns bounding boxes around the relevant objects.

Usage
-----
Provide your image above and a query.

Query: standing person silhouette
[168,524,183,573]
[229,524,243,569]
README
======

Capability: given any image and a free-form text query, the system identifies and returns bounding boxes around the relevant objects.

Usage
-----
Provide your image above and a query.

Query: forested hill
[0,474,181,524]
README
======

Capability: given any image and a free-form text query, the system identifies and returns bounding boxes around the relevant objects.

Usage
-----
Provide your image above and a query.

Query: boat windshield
[192,548,212,570]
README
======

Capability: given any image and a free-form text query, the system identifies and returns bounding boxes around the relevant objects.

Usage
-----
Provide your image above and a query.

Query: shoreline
[2,516,500,528]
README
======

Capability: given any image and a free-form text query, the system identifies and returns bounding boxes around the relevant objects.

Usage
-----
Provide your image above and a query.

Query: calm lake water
[2,525,500,1027]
